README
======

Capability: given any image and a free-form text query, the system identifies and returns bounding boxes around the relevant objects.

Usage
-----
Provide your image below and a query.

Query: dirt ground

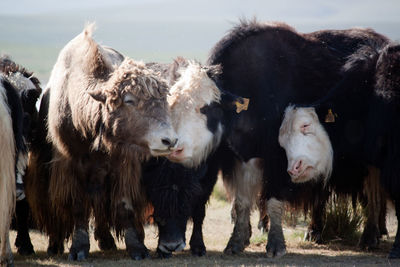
[10,181,400,267]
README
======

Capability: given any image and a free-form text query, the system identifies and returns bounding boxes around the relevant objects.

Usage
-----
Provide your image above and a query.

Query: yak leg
[93,195,116,251]
[94,222,116,251]
[190,202,207,256]
[0,231,14,267]
[190,162,219,257]
[266,197,286,258]
[68,195,91,260]
[305,188,328,244]
[47,232,64,256]
[68,221,90,261]
[389,198,400,258]
[379,196,388,237]
[257,195,269,234]
[117,198,148,260]
[14,199,34,255]
[224,158,263,254]
[359,166,381,250]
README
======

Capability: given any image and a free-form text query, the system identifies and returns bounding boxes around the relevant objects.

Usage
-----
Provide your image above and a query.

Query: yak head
[166,59,247,167]
[73,24,178,157]
[279,105,333,184]
[143,158,205,257]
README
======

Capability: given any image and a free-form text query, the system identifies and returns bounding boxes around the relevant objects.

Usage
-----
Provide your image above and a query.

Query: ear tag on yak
[235,98,250,113]
[325,109,336,123]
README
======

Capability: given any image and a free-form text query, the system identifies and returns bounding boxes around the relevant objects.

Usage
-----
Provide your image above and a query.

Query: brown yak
[27,24,177,261]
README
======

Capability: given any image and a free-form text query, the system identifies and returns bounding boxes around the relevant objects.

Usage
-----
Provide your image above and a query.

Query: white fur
[167,61,222,168]
[0,76,16,263]
[6,72,36,91]
[225,158,264,209]
[279,105,333,184]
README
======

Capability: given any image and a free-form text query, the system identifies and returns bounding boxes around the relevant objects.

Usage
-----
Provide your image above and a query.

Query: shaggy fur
[28,24,175,260]
[166,59,223,168]
[0,56,42,257]
[143,58,231,257]
[0,76,17,266]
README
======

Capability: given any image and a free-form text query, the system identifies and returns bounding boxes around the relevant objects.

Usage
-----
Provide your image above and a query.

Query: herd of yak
[1,19,400,266]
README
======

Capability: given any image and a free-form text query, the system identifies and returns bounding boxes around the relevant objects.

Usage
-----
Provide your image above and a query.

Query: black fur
[207,20,390,256]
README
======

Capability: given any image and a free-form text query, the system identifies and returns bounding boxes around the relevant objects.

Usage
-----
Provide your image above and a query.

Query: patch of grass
[211,177,228,203]
[321,195,363,245]
[250,233,268,246]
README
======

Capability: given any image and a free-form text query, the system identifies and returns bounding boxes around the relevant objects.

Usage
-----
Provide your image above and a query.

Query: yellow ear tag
[325,109,336,123]
[235,98,250,113]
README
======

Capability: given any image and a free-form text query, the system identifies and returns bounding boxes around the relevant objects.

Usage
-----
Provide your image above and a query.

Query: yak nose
[159,240,186,253]
[288,159,303,176]
[161,137,178,149]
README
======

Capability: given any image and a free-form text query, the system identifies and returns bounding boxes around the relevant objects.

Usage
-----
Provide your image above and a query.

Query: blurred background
[1,0,399,83]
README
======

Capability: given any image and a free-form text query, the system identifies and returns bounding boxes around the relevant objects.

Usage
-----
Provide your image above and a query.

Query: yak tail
[0,85,16,260]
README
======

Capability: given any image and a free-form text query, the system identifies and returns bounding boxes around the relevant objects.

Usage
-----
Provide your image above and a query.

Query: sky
[1,0,399,82]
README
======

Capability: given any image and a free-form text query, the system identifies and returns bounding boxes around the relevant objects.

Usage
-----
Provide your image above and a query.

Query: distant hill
[1,0,399,83]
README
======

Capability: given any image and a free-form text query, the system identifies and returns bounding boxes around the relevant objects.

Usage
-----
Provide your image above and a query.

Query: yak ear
[205,64,222,79]
[220,90,250,114]
[88,88,107,103]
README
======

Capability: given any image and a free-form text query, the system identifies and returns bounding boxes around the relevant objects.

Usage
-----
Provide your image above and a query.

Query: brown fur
[27,24,173,256]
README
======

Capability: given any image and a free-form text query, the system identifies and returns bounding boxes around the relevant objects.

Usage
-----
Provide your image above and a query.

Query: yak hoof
[266,245,286,258]
[157,248,172,259]
[224,242,245,255]
[191,244,206,256]
[47,243,64,256]
[69,228,90,261]
[68,249,89,261]
[98,236,117,251]
[359,224,380,250]
[266,236,286,258]
[95,228,117,251]
[0,257,14,267]
[17,244,35,256]
[15,236,35,256]
[389,245,400,259]
[129,248,150,260]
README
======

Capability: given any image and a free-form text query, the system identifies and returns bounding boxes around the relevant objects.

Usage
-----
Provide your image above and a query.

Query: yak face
[143,158,204,255]
[166,62,223,167]
[166,61,245,168]
[67,25,178,157]
[89,59,178,157]
[279,105,333,184]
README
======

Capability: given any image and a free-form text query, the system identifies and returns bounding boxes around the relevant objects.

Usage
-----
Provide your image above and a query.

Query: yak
[0,56,42,257]
[142,58,246,258]
[0,56,42,265]
[279,41,400,258]
[201,20,389,257]
[25,24,177,261]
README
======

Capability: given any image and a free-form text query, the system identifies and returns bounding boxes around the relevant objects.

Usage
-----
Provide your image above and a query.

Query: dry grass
[10,180,400,266]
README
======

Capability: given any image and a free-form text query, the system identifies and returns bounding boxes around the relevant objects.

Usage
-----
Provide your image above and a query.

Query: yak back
[208,19,389,201]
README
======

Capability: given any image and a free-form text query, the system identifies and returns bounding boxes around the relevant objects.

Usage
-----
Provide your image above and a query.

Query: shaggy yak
[143,58,246,258]
[279,41,400,258]
[0,57,42,265]
[202,20,390,257]
[0,56,42,257]
[25,24,177,261]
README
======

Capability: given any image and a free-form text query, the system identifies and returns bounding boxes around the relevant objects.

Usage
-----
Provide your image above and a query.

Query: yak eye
[123,93,136,105]
[300,123,311,135]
